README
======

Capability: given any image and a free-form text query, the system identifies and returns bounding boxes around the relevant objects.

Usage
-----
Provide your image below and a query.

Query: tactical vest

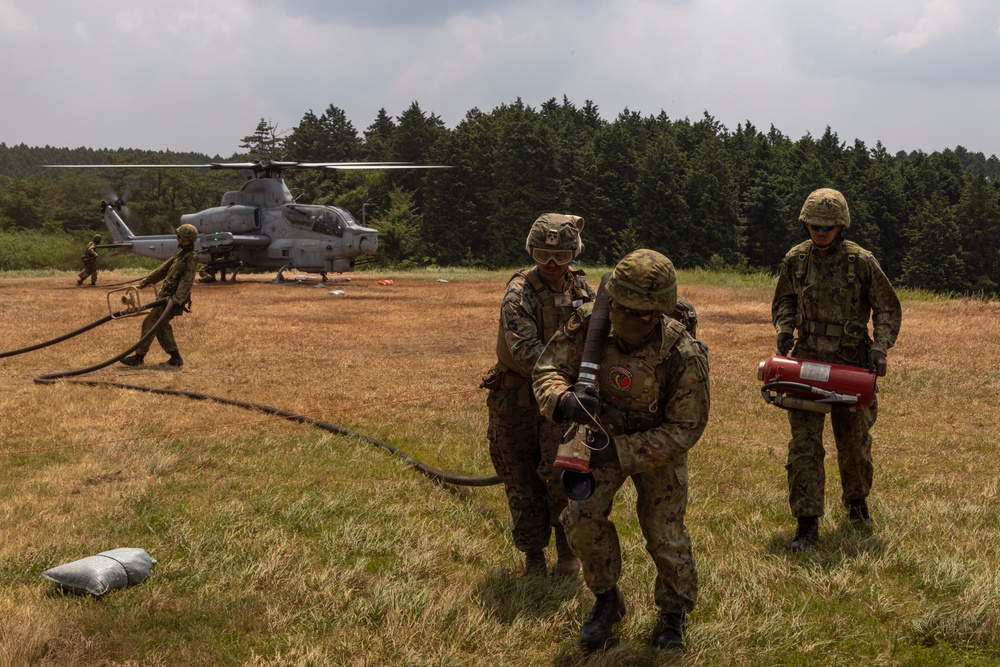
[791,240,869,361]
[495,268,591,379]
[596,317,688,436]
[159,250,198,303]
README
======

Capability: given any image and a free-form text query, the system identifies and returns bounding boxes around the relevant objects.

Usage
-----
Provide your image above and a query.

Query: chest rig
[495,268,590,378]
[596,318,687,436]
[792,240,869,364]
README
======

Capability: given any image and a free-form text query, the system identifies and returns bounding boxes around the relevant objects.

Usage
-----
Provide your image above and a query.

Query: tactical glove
[559,384,600,427]
[138,280,149,290]
[777,332,795,356]
[868,349,887,377]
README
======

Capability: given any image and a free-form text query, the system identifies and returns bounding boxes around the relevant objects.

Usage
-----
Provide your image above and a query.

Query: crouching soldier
[533,249,710,650]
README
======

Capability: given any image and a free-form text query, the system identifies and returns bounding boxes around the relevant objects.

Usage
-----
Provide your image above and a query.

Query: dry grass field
[1,268,998,666]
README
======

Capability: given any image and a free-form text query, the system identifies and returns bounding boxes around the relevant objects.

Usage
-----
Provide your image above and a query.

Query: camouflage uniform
[486,266,595,558]
[533,284,710,616]
[78,238,100,285]
[772,192,902,518]
[134,245,200,356]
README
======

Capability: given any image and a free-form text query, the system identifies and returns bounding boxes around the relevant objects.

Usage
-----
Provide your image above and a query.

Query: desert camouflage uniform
[79,241,99,285]
[134,246,200,355]
[485,267,595,556]
[533,303,710,614]
[772,236,901,517]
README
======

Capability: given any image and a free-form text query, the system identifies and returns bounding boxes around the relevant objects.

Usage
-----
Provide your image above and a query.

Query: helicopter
[47,160,447,283]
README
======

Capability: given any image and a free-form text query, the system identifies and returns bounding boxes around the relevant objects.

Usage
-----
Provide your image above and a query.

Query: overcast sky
[3,0,1000,159]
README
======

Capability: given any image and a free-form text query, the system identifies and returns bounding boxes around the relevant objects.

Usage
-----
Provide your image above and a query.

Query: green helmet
[524,213,584,258]
[176,223,199,243]
[92,234,101,243]
[607,249,678,313]
[799,188,850,230]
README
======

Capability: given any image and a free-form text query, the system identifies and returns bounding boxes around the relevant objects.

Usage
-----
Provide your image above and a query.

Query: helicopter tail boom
[100,200,137,244]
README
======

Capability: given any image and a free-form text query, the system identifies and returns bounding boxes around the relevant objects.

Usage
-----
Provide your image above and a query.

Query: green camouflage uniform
[533,303,710,615]
[135,246,200,355]
[485,267,595,555]
[772,236,902,516]
[80,241,99,285]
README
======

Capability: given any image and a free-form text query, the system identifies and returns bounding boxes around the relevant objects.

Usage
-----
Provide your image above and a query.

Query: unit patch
[563,310,585,338]
[609,366,632,391]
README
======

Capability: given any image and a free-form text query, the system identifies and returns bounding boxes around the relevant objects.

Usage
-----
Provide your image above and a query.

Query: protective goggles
[531,247,573,265]
[610,300,655,318]
[808,224,834,233]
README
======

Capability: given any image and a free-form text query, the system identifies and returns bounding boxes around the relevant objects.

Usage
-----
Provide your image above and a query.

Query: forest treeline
[2,97,1000,295]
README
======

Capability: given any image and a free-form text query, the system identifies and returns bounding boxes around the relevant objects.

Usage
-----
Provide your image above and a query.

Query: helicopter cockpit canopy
[283,205,351,238]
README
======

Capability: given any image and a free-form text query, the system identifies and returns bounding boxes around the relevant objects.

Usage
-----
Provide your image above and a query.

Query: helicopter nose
[359,233,378,254]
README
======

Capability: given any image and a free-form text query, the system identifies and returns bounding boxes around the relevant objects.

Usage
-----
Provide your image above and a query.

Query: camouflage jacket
[772,237,901,366]
[142,247,200,306]
[533,302,710,477]
[495,267,595,378]
[81,242,98,261]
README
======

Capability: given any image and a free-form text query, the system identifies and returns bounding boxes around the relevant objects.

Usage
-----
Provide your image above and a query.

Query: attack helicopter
[47,160,447,282]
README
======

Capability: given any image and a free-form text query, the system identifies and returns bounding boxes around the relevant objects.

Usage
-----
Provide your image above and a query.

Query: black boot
[120,354,145,367]
[167,351,184,367]
[522,550,547,577]
[847,498,871,525]
[789,516,819,552]
[654,612,686,649]
[579,586,626,650]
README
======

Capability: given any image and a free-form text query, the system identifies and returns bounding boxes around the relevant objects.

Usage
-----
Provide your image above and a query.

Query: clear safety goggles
[531,247,573,265]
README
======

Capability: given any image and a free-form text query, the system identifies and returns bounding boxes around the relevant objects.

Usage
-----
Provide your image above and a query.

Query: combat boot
[553,528,580,577]
[847,498,871,525]
[167,351,184,367]
[789,516,819,552]
[653,611,686,649]
[579,586,626,650]
[76,279,84,286]
[522,550,547,577]
[120,354,145,367]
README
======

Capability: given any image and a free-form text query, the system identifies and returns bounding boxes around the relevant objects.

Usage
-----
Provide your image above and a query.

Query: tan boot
[553,527,580,577]
[522,550,547,577]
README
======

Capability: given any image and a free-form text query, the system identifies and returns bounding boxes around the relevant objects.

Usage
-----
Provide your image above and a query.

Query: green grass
[0,269,997,665]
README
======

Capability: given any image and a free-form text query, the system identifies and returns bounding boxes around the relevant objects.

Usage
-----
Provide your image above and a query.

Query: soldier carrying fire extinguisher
[772,188,902,551]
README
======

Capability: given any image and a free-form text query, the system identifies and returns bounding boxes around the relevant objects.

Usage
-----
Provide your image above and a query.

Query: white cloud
[884,0,972,54]
[0,0,37,34]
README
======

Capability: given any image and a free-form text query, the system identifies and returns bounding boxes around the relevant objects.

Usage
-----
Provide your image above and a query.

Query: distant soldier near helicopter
[77,234,101,286]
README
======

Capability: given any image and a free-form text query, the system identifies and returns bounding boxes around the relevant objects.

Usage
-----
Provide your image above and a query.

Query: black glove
[868,349,887,377]
[587,430,618,468]
[559,384,599,426]
[777,332,795,356]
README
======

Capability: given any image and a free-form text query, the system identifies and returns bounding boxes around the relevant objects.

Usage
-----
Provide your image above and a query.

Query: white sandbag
[41,548,156,596]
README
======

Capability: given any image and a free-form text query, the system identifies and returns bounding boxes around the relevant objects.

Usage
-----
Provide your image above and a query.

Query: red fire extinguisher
[758,355,876,413]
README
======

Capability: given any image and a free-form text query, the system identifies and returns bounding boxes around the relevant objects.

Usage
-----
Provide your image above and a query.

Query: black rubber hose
[578,272,612,388]
[3,297,500,487]
[56,378,501,486]
[0,298,164,359]
[33,300,174,383]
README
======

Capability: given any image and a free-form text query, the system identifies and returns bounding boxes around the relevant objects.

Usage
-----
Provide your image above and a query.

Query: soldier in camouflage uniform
[77,234,101,286]
[121,224,201,368]
[483,213,596,577]
[772,188,902,551]
[533,249,710,650]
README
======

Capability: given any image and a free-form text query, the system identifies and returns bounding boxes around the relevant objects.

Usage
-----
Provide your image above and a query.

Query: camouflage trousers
[80,260,98,284]
[560,458,697,615]
[135,303,181,355]
[487,386,570,553]
[786,401,877,517]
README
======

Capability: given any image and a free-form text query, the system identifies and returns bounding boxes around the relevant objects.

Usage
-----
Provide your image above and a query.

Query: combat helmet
[799,188,850,230]
[606,249,677,313]
[92,234,101,243]
[525,213,584,264]
[176,223,199,243]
